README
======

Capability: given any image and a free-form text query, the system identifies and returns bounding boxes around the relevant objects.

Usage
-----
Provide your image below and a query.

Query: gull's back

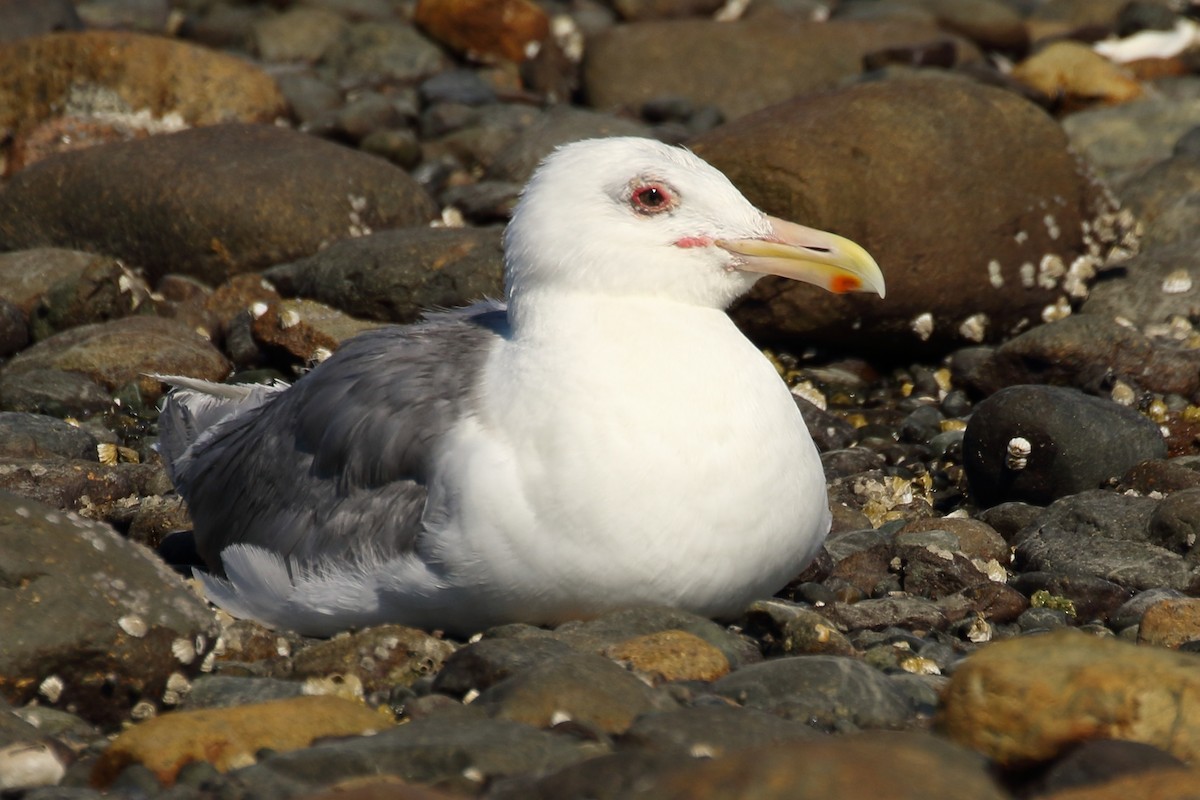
[158,304,508,573]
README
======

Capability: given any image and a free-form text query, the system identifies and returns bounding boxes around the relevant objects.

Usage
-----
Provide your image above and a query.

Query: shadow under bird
[157,136,885,637]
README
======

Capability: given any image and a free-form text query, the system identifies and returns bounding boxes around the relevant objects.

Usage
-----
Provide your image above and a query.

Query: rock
[603,630,730,684]
[0,491,217,726]
[941,629,1200,764]
[1082,240,1200,330]
[183,675,305,710]
[584,17,965,122]
[0,301,26,357]
[627,731,1009,800]
[0,316,230,409]
[694,75,1118,352]
[711,655,913,730]
[250,298,385,362]
[1062,78,1200,184]
[1138,598,1200,648]
[0,249,114,319]
[473,651,676,734]
[1149,488,1200,561]
[612,0,725,21]
[742,600,857,657]
[899,517,1009,563]
[293,777,459,800]
[266,227,504,324]
[1030,738,1186,798]
[1127,460,1200,495]
[290,626,456,694]
[550,606,761,669]
[1111,587,1188,631]
[1014,490,1200,593]
[1118,154,1200,250]
[956,314,1200,399]
[432,634,576,696]
[623,705,818,757]
[485,105,651,184]
[414,0,549,63]
[1040,766,1200,800]
[0,124,439,285]
[822,595,951,632]
[892,0,1027,52]
[0,30,285,159]
[324,21,448,84]
[29,258,152,341]
[1011,41,1143,108]
[252,7,346,63]
[1011,572,1132,624]
[0,413,96,460]
[963,385,1167,507]
[238,715,594,792]
[90,695,392,787]
[0,0,82,43]
[893,530,991,599]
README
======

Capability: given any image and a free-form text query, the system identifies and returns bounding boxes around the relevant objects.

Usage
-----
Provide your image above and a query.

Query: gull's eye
[631,183,674,214]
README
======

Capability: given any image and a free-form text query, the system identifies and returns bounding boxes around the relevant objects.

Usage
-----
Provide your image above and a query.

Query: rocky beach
[2,0,1200,798]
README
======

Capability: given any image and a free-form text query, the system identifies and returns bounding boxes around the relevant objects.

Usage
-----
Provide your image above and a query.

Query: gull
[158,137,884,636]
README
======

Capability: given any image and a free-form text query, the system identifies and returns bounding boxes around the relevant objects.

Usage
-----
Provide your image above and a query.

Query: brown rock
[250,299,385,362]
[1012,41,1143,109]
[584,17,975,122]
[414,0,549,63]
[894,0,1028,52]
[604,630,730,683]
[941,629,1200,764]
[900,517,1010,563]
[0,249,108,318]
[0,31,285,158]
[0,124,438,285]
[1138,598,1200,649]
[694,76,1115,352]
[0,316,230,405]
[629,731,1009,800]
[91,695,393,787]
[290,625,457,694]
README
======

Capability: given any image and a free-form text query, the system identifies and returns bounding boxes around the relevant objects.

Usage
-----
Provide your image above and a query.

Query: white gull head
[503,137,884,318]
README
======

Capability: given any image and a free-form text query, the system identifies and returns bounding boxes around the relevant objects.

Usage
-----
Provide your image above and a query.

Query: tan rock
[1138,598,1200,649]
[414,0,549,63]
[290,625,457,694]
[941,630,1200,764]
[605,630,730,683]
[1012,41,1142,108]
[91,695,393,787]
[0,31,286,138]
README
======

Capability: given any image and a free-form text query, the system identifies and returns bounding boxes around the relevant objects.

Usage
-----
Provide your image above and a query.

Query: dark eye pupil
[638,187,664,207]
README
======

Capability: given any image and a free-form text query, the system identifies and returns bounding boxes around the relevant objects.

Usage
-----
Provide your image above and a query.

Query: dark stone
[0,124,438,285]
[821,448,886,479]
[433,635,575,696]
[963,385,1167,507]
[0,412,97,460]
[551,606,761,669]
[1031,739,1186,797]
[1082,239,1200,329]
[0,0,82,42]
[0,298,28,357]
[1011,572,1133,624]
[822,596,950,633]
[623,705,818,755]
[796,398,859,452]
[265,227,504,325]
[1123,459,1200,494]
[1149,488,1200,562]
[712,655,914,731]
[1109,587,1187,630]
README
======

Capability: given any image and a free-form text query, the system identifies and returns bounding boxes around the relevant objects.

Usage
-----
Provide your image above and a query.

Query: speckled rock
[694,76,1116,352]
[0,316,230,410]
[963,385,1168,507]
[0,490,217,727]
[627,731,1009,800]
[1062,78,1200,184]
[1138,597,1200,649]
[413,0,549,63]
[323,21,447,84]
[250,298,385,362]
[955,314,1200,400]
[603,630,730,684]
[584,17,962,122]
[942,630,1200,764]
[265,227,504,325]
[0,124,439,285]
[473,652,677,734]
[91,695,392,787]
[1082,240,1200,330]
[1119,154,1200,250]
[289,626,456,694]
[712,654,913,730]
[0,30,286,167]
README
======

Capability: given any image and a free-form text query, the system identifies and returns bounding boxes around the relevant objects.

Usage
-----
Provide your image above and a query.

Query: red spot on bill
[674,236,712,248]
[831,275,862,294]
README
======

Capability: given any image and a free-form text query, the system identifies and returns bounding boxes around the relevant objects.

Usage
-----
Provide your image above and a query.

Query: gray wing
[161,303,508,573]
